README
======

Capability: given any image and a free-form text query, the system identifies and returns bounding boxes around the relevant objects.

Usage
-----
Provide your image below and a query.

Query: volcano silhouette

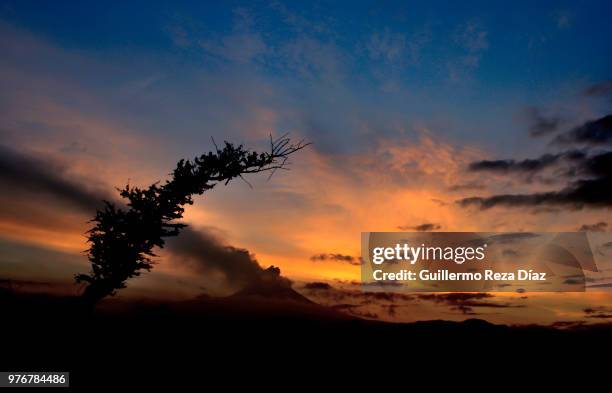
[228,266,314,304]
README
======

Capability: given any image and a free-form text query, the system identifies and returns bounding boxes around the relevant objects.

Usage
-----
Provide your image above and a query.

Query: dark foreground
[2,290,610,388]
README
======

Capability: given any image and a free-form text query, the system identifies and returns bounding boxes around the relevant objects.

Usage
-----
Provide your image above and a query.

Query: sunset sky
[1,1,611,325]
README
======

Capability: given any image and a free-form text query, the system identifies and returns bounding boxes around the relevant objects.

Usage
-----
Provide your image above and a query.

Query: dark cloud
[417,293,524,315]
[458,194,555,209]
[524,106,561,136]
[308,285,512,316]
[552,115,612,146]
[166,226,289,291]
[383,304,398,317]
[303,282,332,290]
[0,278,74,295]
[430,198,448,206]
[502,249,519,257]
[448,181,484,192]
[550,320,586,329]
[301,284,526,319]
[578,222,608,232]
[301,283,414,304]
[600,241,612,249]
[484,233,540,244]
[350,310,379,319]
[359,281,403,288]
[397,223,441,231]
[582,80,612,97]
[310,253,362,265]
[563,277,585,285]
[586,282,612,289]
[0,144,111,213]
[458,151,612,209]
[459,114,612,210]
[360,291,414,303]
[417,293,493,303]
[330,303,361,311]
[467,150,585,175]
[583,306,612,319]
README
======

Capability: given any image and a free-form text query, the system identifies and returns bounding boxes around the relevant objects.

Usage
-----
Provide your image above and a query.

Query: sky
[1,0,612,325]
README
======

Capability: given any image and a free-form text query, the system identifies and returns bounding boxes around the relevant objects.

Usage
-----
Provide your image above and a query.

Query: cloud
[417,293,524,315]
[301,283,414,304]
[383,304,398,317]
[457,189,595,210]
[447,19,488,82]
[303,282,332,290]
[582,80,612,97]
[198,8,269,64]
[455,20,489,52]
[563,277,585,285]
[448,181,485,192]
[366,29,406,63]
[350,310,379,319]
[599,242,612,250]
[459,149,612,209]
[468,150,585,175]
[0,144,111,213]
[550,320,586,329]
[302,282,526,317]
[200,32,268,64]
[555,10,572,29]
[310,253,362,265]
[0,143,118,249]
[552,115,612,146]
[458,113,612,210]
[502,249,519,257]
[300,282,531,321]
[523,106,561,136]
[175,8,269,65]
[166,226,289,291]
[280,36,347,81]
[578,222,608,232]
[583,306,612,319]
[484,233,540,244]
[397,223,441,232]
[329,303,361,311]
[269,1,334,36]
[0,278,75,296]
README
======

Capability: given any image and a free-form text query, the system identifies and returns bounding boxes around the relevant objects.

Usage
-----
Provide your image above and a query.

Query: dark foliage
[75,135,309,308]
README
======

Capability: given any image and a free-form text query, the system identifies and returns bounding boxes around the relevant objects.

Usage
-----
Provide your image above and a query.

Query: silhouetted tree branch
[75,135,309,309]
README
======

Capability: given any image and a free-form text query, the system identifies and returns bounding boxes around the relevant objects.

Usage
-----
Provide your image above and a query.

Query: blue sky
[1,0,610,158]
[4,1,610,93]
